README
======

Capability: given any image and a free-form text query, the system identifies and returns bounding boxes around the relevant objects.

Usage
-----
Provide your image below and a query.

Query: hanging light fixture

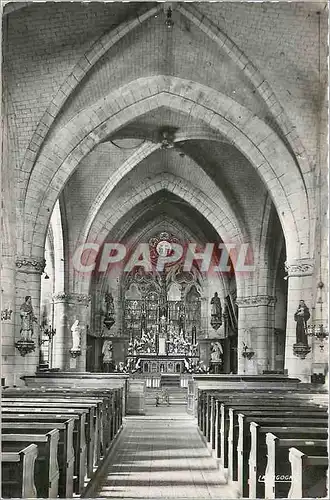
[39,323,56,344]
[306,12,328,351]
[165,7,174,29]
[307,282,329,349]
[159,127,175,149]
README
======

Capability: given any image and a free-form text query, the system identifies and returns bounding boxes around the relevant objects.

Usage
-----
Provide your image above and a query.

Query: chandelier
[307,282,329,350]
[165,7,174,29]
[306,18,329,353]
[159,128,175,149]
[39,323,56,344]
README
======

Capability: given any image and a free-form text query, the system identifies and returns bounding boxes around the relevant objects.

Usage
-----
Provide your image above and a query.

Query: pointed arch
[23,77,312,263]
[74,173,246,297]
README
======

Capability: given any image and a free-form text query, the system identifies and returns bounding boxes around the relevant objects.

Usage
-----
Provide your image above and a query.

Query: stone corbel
[285,259,315,277]
[236,295,277,307]
[292,343,311,360]
[16,256,46,274]
[15,339,36,356]
[70,348,82,358]
[52,292,91,307]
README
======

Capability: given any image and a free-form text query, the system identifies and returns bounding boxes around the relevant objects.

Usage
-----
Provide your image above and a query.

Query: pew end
[289,447,329,499]
[1,444,38,499]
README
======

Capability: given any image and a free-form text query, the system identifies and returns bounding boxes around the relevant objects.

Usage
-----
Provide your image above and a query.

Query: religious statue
[197,360,209,373]
[210,292,222,330]
[103,292,115,330]
[102,339,113,363]
[294,300,310,345]
[71,319,81,350]
[20,296,37,341]
[210,341,223,363]
[139,330,156,353]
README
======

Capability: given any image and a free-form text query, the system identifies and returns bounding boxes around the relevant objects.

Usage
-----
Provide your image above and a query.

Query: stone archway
[23,76,312,264]
[73,172,246,297]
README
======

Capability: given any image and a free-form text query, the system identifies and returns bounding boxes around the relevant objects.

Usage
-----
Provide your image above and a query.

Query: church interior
[1,1,329,499]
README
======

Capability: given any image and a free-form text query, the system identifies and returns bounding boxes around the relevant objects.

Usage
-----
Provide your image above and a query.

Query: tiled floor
[95,409,237,499]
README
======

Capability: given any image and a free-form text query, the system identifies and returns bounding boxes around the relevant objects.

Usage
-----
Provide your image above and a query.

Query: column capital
[285,258,315,277]
[236,295,277,307]
[52,292,91,306]
[16,256,46,274]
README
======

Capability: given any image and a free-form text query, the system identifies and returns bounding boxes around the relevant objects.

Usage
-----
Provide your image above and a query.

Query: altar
[128,355,200,375]
[122,253,204,374]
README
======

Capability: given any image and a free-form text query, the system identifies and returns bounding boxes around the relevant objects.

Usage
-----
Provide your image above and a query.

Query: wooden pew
[6,396,103,473]
[288,447,329,499]
[200,389,326,446]
[202,396,325,488]
[199,389,326,464]
[2,419,75,498]
[2,387,121,466]
[235,413,327,498]
[223,402,326,472]
[3,399,96,478]
[2,407,87,495]
[227,405,327,483]
[265,433,328,499]
[198,389,327,440]
[4,393,104,464]
[1,443,38,498]
[22,372,129,417]
[197,388,328,498]
[3,386,123,455]
[249,423,328,499]
[199,390,315,451]
[237,414,328,498]
[2,429,60,498]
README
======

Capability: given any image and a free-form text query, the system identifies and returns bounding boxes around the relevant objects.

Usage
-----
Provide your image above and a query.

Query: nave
[1,2,329,498]
[1,373,328,499]
[92,413,236,499]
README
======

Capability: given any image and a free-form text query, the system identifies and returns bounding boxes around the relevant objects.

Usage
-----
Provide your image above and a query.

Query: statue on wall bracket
[210,292,222,330]
[103,292,115,330]
[15,296,38,356]
[70,319,82,358]
[293,300,311,359]
[210,341,223,373]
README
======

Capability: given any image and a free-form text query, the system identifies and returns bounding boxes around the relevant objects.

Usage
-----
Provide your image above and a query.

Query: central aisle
[95,411,238,499]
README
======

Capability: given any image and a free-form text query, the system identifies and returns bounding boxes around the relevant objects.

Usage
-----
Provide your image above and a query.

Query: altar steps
[160,374,181,387]
[146,387,188,406]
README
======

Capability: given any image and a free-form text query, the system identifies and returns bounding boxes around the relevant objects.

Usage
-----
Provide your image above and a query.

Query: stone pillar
[52,293,91,371]
[284,259,314,382]
[14,256,46,384]
[66,293,91,371]
[1,256,16,386]
[236,295,276,375]
[52,293,68,370]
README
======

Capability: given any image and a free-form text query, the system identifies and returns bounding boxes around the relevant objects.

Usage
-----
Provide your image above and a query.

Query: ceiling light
[160,128,175,149]
[165,7,174,28]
